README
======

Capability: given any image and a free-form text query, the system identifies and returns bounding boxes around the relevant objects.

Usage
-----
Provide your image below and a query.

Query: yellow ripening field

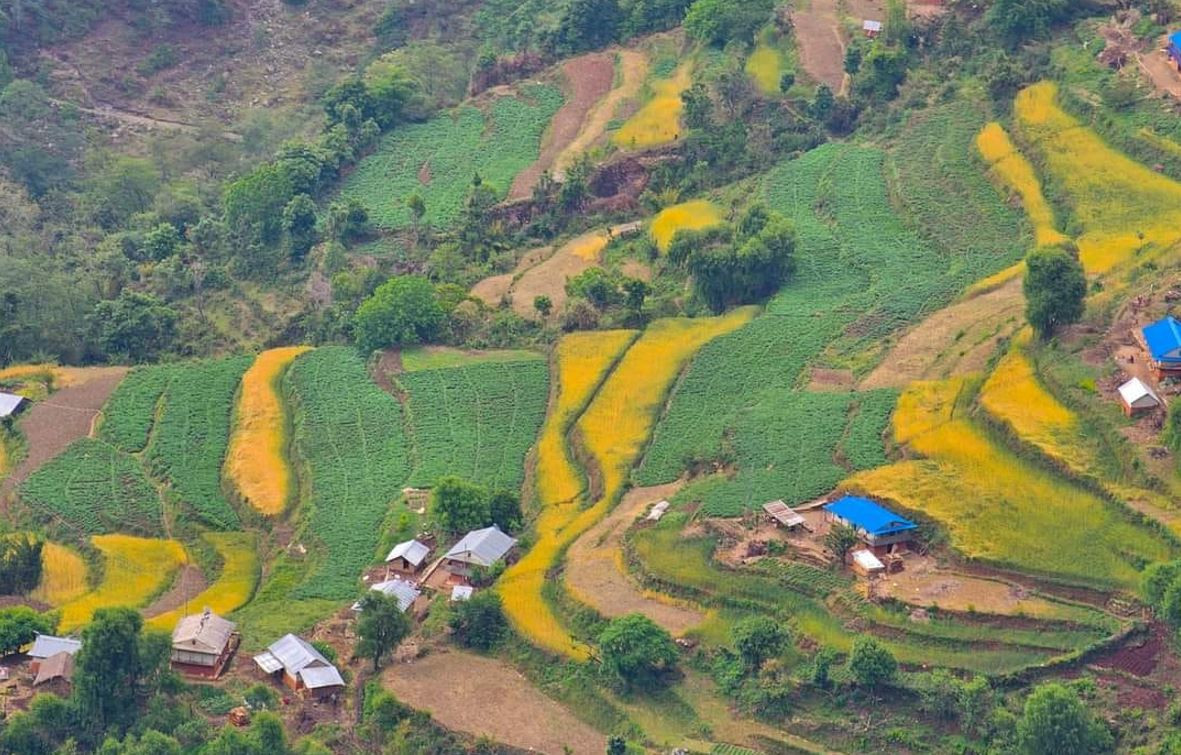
[975,122,1068,247]
[568,232,610,262]
[849,378,1173,589]
[501,330,637,659]
[0,364,55,382]
[1015,81,1181,273]
[746,40,783,95]
[650,199,724,252]
[31,542,89,606]
[225,346,311,515]
[59,535,187,631]
[612,60,694,149]
[148,532,258,630]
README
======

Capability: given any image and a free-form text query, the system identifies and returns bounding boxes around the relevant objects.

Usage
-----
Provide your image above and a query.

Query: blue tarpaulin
[1143,316,1181,363]
[824,496,917,537]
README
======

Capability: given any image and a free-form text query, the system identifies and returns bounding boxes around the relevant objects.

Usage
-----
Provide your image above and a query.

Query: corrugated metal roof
[451,585,473,601]
[172,609,236,654]
[444,525,516,567]
[863,19,883,31]
[300,665,344,690]
[352,578,420,613]
[852,549,884,572]
[825,496,917,537]
[33,651,75,686]
[385,539,430,566]
[253,651,283,674]
[763,500,805,527]
[1119,378,1161,407]
[1144,317,1181,363]
[0,392,26,418]
[1171,30,1181,51]
[29,635,81,659]
[646,501,670,521]
[266,633,328,675]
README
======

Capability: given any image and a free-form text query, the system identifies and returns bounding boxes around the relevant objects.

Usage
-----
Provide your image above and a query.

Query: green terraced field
[20,438,162,536]
[145,356,251,529]
[400,359,548,491]
[287,347,411,600]
[98,366,177,453]
[340,85,564,230]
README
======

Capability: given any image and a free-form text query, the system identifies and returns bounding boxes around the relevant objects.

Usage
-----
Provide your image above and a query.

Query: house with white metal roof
[385,539,431,574]
[1118,377,1162,417]
[442,525,517,577]
[0,392,28,420]
[170,609,238,678]
[352,578,421,613]
[28,635,81,668]
[253,633,345,699]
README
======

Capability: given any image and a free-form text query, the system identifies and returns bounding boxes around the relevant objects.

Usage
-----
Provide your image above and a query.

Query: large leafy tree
[353,275,445,353]
[598,614,679,691]
[74,607,170,736]
[431,476,491,534]
[731,616,788,671]
[684,0,774,46]
[1023,246,1086,338]
[356,592,411,671]
[846,637,897,690]
[90,291,178,362]
[1017,683,1112,755]
[449,591,507,651]
[986,0,1071,45]
[555,0,622,53]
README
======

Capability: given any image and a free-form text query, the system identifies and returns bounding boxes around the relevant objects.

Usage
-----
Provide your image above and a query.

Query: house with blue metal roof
[824,496,917,554]
[1168,31,1181,70]
[1140,316,1181,379]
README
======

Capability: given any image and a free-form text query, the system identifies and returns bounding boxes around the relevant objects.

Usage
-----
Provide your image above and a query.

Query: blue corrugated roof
[825,496,917,537]
[1170,31,1181,50]
[1143,317,1181,363]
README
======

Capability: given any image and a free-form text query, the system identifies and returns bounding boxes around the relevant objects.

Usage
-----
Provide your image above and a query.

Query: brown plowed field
[143,564,209,618]
[565,482,705,634]
[1,367,128,500]
[792,0,847,92]
[509,52,616,200]
[383,649,606,755]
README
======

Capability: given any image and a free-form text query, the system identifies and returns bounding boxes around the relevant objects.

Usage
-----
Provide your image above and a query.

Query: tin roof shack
[851,549,885,578]
[353,578,426,618]
[824,496,918,556]
[32,650,74,695]
[442,526,517,579]
[28,635,81,674]
[385,539,431,575]
[1118,377,1163,417]
[253,634,345,700]
[763,500,808,531]
[1141,317,1181,380]
[1169,30,1181,71]
[863,19,883,38]
[170,609,239,678]
[0,392,28,420]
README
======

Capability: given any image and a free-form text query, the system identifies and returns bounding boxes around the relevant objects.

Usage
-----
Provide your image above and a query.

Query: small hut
[1118,377,1162,417]
[762,500,807,531]
[253,634,344,700]
[0,392,28,420]
[384,539,431,575]
[169,609,239,678]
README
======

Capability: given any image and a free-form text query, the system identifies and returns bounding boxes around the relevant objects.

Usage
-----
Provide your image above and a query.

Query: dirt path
[565,482,705,634]
[474,223,641,318]
[1,367,129,499]
[553,50,649,179]
[509,52,617,200]
[861,277,1023,389]
[142,564,209,618]
[469,244,554,306]
[382,649,606,755]
[792,0,847,92]
[1139,44,1181,101]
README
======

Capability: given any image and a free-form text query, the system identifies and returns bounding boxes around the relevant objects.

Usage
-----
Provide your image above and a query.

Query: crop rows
[287,347,411,600]
[20,438,162,536]
[98,365,177,452]
[146,356,250,529]
[975,121,1067,247]
[341,85,564,230]
[400,359,548,491]
[225,346,311,516]
[840,390,897,470]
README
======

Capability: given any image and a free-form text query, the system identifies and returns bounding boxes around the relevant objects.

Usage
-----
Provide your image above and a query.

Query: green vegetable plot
[340,85,564,230]
[98,366,177,453]
[287,347,411,600]
[146,356,251,529]
[400,359,548,491]
[20,438,162,536]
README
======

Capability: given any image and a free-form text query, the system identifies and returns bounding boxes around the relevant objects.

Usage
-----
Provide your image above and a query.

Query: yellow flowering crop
[649,199,724,252]
[613,60,694,149]
[148,532,259,631]
[847,378,1172,589]
[975,122,1068,247]
[225,346,311,516]
[501,311,753,658]
[501,330,636,659]
[1014,81,1181,273]
[59,535,186,631]
[745,40,783,95]
[31,542,89,606]
[567,232,610,262]
[0,364,55,382]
